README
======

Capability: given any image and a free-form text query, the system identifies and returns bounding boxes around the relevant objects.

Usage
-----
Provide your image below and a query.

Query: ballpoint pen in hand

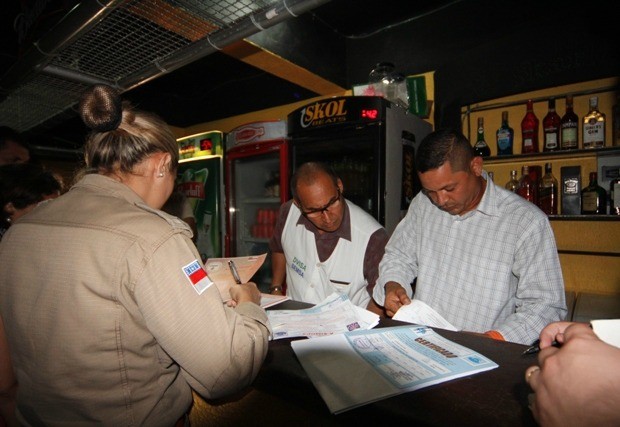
[228,260,242,284]
[522,339,560,355]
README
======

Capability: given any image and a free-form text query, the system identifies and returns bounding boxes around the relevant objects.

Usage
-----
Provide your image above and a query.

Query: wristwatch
[269,285,283,294]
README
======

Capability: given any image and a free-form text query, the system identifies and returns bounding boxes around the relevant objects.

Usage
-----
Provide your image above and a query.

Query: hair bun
[79,84,122,132]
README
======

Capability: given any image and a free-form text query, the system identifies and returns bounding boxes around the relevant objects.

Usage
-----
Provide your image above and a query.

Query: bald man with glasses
[269,162,388,315]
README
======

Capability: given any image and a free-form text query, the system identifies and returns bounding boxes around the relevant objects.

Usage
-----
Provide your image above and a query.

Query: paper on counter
[292,325,498,414]
[266,292,380,339]
[260,293,291,309]
[393,299,459,331]
[591,318,620,348]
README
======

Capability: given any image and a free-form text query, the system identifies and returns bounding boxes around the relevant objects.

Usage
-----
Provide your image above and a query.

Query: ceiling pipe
[118,0,332,91]
[0,0,122,95]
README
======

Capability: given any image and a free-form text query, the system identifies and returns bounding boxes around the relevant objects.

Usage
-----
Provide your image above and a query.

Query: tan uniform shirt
[0,174,270,426]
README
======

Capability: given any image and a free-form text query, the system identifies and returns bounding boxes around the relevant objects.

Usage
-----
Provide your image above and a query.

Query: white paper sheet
[591,318,620,348]
[392,299,459,331]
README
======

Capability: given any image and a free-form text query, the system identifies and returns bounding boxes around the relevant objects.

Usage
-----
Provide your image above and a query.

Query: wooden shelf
[483,147,620,165]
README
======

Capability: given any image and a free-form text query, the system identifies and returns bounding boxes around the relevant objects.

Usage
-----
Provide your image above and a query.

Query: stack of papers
[292,325,498,414]
[267,292,380,339]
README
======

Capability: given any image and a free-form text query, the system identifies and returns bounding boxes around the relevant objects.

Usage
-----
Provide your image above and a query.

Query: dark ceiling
[1,0,618,157]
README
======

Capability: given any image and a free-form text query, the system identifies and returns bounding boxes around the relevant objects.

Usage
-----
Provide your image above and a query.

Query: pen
[228,260,242,284]
[522,339,559,355]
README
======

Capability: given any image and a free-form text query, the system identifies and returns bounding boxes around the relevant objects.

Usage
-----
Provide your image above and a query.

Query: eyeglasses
[300,189,341,218]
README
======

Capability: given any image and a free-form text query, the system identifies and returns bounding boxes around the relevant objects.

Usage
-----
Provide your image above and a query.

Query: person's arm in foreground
[0,317,17,427]
[137,234,271,399]
[525,321,620,427]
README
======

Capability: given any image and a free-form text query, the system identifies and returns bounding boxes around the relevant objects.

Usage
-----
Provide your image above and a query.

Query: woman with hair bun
[0,85,271,426]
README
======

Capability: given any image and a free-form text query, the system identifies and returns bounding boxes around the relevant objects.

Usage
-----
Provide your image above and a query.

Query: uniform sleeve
[134,233,271,399]
[496,215,567,344]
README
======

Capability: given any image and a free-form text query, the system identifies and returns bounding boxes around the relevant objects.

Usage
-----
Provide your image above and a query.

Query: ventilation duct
[0,0,331,134]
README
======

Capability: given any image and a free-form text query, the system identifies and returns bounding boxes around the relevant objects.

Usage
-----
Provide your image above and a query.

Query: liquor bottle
[521,99,539,154]
[560,95,579,150]
[473,117,491,157]
[610,177,620,215]
[582,96,606,148]
[580,172,607,214]
[505,170,519,192]
[496,111,514,155]
[542,98,561,152]
[538,163,558,215]
[517,165,535,203]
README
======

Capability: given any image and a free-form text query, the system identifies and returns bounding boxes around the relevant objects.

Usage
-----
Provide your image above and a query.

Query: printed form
[292,325,498,414]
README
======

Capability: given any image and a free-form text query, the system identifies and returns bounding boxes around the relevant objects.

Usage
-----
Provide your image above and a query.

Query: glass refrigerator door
[290,124,384,224]
[229,148,284,291]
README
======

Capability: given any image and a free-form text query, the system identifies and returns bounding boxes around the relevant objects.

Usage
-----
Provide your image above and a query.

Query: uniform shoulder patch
[182,259,213,295]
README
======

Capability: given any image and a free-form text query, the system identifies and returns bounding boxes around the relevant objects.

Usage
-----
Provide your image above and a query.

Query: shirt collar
[475,170,500,217]
[295,198,352,241]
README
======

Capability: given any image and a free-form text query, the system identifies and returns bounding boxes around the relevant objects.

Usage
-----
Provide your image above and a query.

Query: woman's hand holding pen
[525,321,620,427]
[228,282,261,307]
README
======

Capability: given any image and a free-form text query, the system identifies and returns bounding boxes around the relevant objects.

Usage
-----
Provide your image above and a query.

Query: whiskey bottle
[582,96,606,148]
[610,177,620,215]
[521,99,539,154]
[560,95,579,150]
[496,111,514,156]
[505,170,519,192]
[538,163,558,215]
[517,165,535,203]
[473,117,491,157]
[542,98,561,152]
[581,172,607,214]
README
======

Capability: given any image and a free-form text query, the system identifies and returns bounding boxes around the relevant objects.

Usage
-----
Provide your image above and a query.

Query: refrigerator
[287,95,432,234]
[175,130,225,262]
[224,120,289,291]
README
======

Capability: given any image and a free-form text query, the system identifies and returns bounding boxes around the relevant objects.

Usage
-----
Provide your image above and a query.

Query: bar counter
[189,300,538,426]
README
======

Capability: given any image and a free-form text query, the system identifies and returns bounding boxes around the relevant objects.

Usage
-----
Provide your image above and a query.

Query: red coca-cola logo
[234,126,265,144]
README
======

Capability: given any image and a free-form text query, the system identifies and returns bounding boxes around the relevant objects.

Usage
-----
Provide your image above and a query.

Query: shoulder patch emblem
[182,259,212,295]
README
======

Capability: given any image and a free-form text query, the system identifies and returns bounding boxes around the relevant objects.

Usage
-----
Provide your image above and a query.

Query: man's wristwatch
[269,285,283,294]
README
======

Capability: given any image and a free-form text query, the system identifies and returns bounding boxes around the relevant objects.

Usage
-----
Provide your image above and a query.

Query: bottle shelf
[241,237,270,244]
[240,197,281,204]
[484,146,620,165]
[462,84,618,115]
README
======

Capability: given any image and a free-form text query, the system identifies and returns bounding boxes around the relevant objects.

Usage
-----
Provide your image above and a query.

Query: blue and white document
[267,292,380,340]
[292,325,498,414]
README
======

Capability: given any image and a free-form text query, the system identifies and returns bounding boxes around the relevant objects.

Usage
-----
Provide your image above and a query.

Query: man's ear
[470,156,484,177]
[337,178,344,193]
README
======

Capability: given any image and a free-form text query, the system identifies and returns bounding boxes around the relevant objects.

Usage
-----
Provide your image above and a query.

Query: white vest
[281,200,382,307]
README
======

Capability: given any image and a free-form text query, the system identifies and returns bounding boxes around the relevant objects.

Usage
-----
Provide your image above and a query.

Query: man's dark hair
[415,128,475,173]
[0,126,29,151]
[290,162,339,200]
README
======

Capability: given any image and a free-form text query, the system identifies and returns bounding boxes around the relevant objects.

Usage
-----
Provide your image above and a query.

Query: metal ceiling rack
[0,0,330,135]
